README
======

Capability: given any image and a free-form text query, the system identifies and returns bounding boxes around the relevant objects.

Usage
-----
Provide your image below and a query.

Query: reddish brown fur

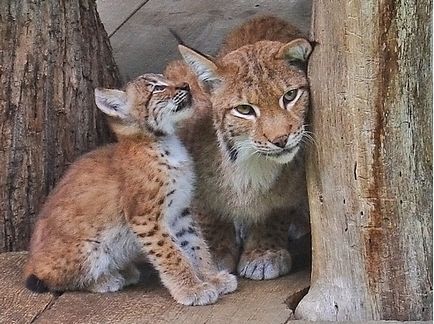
[218,15,304,57]
[165,16,312,280]
[24,74,237,305]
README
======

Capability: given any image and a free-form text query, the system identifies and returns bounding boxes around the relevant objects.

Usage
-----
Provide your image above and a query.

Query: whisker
[228,139,257,161]
[301,133,320,157]
[303,133,318,147]
[301,126,318,146]
[247,149,261,159]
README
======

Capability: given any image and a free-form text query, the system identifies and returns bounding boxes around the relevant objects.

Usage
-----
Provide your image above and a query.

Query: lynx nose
[177,82,190,92]
[271,135,289,148]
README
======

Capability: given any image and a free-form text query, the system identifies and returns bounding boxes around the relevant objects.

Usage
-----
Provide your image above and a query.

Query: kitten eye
[153,85,166,92]
[283,89,298,105]
[234,104,256,116]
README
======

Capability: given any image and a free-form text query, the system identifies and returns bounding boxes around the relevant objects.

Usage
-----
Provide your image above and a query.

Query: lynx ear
[95,88,129,119]
[276,38,312,62]
[178,45,221,88]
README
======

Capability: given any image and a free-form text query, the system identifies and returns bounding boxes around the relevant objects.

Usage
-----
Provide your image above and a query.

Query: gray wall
[97,0,312,81]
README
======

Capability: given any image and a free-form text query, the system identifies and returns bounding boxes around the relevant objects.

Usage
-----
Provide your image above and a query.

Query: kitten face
[95,73,192,136]
[179,39,312,164]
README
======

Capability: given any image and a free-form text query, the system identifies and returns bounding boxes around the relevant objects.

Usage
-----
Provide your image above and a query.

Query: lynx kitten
[24,74,237,305]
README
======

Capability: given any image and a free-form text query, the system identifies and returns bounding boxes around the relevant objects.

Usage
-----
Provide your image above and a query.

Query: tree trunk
[0,0,121,252]
[296,0,432,321]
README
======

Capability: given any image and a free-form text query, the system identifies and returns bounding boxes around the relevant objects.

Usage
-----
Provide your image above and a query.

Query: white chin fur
[172,106,193,123]
[265,146,300,164]
[156,104,193,135]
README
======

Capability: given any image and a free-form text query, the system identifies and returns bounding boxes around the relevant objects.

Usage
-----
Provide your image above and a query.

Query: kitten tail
[25,274,49,293]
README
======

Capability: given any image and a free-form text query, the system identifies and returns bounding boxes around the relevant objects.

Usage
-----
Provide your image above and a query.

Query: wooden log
[0,252,57,323]
[296,0,432,321]
[0,0,121,251]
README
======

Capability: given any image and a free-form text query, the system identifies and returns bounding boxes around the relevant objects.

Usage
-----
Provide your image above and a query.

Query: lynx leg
[25,225,139,294]
[130,215,218,306]
[87,271,126,293]
[196,211,240,274]
[238,212,292,280]
[171,208,237,295]
[120,264,141,286]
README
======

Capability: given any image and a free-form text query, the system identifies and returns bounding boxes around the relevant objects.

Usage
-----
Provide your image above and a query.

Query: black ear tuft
[25,274,49,293]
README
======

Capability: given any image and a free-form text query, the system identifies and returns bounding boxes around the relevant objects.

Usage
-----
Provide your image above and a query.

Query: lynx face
[95,73,192,136]
[180,39,312,164]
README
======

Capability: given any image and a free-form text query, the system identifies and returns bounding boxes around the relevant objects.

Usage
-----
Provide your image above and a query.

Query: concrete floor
[96,0,312,81]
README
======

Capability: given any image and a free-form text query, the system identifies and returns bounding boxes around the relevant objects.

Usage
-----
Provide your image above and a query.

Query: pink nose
[271,135,289,148]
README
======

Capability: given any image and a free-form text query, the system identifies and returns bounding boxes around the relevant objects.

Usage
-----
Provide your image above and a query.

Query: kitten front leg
[171,208,237,295]
[129,216,218,306]
[238,212,292,280]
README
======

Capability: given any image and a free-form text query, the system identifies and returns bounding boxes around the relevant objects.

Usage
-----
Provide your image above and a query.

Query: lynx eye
[234,104,256,116]
[153,84,166,92]
[283,89,298,105]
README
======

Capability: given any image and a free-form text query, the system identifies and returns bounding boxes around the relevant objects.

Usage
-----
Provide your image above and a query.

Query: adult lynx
[165,16,312,280]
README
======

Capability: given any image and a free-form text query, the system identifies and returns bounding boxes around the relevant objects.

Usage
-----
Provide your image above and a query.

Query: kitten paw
[88,273,126,293]
[120,265,140,286]
[207,271,238,295]
[238,248,292,280]
[173,282,219,306]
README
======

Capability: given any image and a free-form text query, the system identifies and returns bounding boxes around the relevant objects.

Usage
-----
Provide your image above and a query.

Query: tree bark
[0,0,120,252]
[296,0,432,321]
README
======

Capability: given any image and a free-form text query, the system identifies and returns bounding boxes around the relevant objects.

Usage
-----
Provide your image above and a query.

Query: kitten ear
[94,88,129,119]
[178,45,221,88]
[276,38,312,62]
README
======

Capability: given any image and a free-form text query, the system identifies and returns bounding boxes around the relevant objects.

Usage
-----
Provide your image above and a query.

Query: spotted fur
[165,16,312,280]
[24,73,237,305]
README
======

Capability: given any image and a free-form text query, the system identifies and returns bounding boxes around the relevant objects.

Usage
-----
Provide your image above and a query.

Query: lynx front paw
[238,248,292,280]
[173,282,219,306]
[88,273,126,293]
[207,271,238,295]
